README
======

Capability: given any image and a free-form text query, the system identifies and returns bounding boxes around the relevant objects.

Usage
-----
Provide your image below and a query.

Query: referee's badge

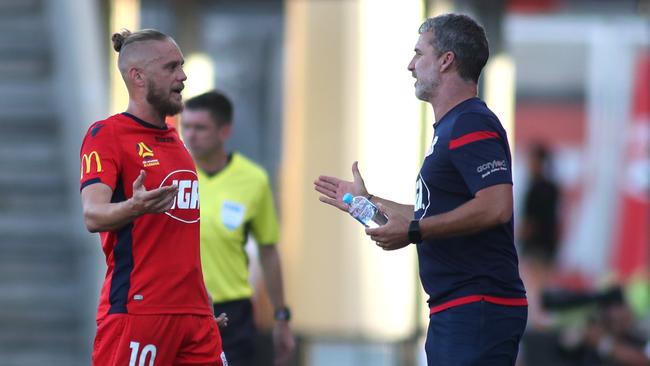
[221,201,245,230]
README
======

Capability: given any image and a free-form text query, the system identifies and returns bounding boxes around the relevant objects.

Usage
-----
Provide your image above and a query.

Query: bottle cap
[342,193,353,204]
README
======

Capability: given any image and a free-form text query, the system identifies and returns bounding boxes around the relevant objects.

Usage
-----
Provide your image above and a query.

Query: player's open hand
[366,203,411,250]
[130,170,179,215]
[314,161,369,212]
[273,321,295,366]
[215,312,228,329]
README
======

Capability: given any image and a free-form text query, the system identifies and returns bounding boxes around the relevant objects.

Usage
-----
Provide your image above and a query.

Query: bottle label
[348,196,386,228]
[350,201,377,225]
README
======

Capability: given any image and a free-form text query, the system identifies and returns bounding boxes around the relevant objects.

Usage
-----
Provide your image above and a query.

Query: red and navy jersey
[79,112,212,322]
[414,98,526,313]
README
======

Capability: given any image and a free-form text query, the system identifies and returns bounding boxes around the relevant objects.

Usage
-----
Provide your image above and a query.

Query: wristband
[274,306,291,321]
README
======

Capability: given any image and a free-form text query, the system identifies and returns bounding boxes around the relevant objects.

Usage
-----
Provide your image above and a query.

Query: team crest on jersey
[414,174,430,218]
[136,142,160,167]
[425,135,439,157]
[160,170,200,223]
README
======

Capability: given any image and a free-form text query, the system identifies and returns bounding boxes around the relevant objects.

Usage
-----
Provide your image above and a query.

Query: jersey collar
[433,97,481,129]
[122,112,169,130]
[200,152,235,178]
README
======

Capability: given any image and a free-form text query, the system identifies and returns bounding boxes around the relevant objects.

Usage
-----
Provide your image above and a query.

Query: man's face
[180,109,227,159]
[144,40,187,116]
[407,31,440,102]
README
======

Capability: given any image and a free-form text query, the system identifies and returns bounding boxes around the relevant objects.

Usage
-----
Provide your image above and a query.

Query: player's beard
[415,76,439,102]
[147,80,183,117]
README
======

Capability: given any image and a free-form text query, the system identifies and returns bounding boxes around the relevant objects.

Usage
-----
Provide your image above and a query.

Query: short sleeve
[250,174,280,246]
[449,113,512,195]
[79,121,120,191]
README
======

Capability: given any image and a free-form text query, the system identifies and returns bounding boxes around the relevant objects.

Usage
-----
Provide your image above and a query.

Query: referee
[181,91,295,366]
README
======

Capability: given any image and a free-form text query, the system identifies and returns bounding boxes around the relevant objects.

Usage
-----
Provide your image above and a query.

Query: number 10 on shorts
[129,341,157,366]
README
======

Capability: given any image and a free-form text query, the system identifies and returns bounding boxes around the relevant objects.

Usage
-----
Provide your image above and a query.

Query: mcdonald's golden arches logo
[81,151,102,178]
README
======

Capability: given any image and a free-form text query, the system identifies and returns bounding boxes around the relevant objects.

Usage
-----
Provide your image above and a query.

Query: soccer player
[80,29,228,366]
[314,14,527,365]
[181,91,295,366]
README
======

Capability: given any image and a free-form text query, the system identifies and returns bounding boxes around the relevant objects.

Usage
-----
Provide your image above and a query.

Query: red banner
[612,50,650,280]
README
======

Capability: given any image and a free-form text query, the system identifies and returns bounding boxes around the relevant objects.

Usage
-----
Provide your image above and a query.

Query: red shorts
[92,314,227,366]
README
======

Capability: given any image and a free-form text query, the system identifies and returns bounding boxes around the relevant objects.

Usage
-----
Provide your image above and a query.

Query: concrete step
[0,114,56,129]
[0,250,78,283]
[0,16,48,54]
[0,192,66,213]
[0,352,85,366]
[0,80,53,116]
[0,212,71,237]
[0,53,50,80]
[0,0,42,14]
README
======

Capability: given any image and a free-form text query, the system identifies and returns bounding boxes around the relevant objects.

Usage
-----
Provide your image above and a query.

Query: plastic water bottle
[342,193,388,228]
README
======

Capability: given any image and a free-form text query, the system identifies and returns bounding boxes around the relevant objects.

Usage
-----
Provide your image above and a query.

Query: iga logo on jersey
[160,170,200,223]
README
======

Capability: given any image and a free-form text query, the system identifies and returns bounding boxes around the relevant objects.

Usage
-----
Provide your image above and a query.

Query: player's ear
[439,51,455,73]
[218,123,233,140]
[128,67,145,87]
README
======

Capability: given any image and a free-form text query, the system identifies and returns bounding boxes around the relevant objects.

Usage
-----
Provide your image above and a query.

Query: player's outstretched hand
[215,312,228,329]
[366,203,411,251]
[130,170,179,215]
[314,161,369,212]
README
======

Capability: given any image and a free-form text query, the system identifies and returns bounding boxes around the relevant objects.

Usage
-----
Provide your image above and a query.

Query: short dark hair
[184,90,233,126]
[531,142,550,163]
[111,28,170,53]
[419,14,489,83]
